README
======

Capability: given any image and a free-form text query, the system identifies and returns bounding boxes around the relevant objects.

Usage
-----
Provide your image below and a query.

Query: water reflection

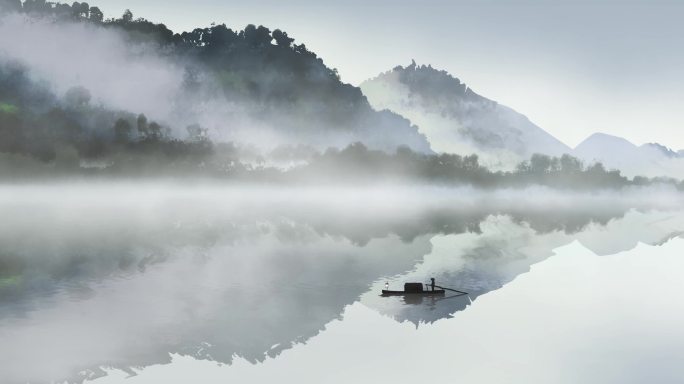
[0,184,682,383]
[127,239,684,384]
[362,211,684,325]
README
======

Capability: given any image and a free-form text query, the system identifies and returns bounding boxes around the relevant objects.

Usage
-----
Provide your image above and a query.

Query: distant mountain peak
[641,142,680,158]
[576,134,681,159]
[576,133,638,150]
[573,132,684,178]
[379,62,487,105]
[361,63,570,166]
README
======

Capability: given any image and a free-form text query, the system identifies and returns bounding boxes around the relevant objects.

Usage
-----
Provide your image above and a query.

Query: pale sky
[92,0,684,149]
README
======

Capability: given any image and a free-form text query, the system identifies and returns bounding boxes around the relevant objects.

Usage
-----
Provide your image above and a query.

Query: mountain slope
[574,133,684,178]
[361,62,571,168]
[0,4,432,157]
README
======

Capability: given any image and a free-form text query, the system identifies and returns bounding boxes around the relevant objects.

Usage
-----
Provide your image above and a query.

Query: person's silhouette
[430,277,435,291]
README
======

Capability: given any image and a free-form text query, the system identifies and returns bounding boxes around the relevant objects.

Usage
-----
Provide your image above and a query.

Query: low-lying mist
[0,13,184,120]
[2,181,682,289]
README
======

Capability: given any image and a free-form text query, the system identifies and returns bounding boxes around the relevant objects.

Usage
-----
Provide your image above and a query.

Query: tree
[515,161,531,174]
[121,9,133,22]
[180,28,204,46]
[529,153,552,174]
[272,29,294,47]
[586,162,606,174]
[64,86,91,107]
[53,2,72,16]
[632,175,650,186]
[0,106,23,154]
[148,121,162,139]
[186,124,207,141]
[205,24,236,47]
[23,0,49,13]
[71,2,89,17]
[136,113,149,137]
[114,118,132,142]
[0,0,22,12]
[89,6,103,22]
[559,154,582,173]
[463,154,479,171]
[242,24,272,47]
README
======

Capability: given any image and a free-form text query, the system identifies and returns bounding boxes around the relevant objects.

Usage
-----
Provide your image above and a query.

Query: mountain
[0,3,431,163]
[1,3,681,181]
[360,62,572,168]
[643,143,681,158]
[573,133,684,178]
[574,133,639,160]
[361,62,684,179]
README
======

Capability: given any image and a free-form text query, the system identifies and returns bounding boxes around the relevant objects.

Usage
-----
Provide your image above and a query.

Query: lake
[0,183,683,383]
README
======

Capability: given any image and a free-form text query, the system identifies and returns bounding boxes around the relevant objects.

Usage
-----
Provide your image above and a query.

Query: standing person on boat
[430,277,436,292]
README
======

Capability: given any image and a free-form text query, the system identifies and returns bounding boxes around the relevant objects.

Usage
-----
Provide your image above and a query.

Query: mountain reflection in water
[0,184,682,384]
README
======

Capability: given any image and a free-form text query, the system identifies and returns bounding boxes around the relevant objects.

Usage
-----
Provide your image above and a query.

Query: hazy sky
[91,0,684,149]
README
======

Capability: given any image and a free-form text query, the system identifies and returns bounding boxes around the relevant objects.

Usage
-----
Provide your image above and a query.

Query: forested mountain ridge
[0,1,682,189]
[361,62,571,168]
[361,62,684,178]
[0,0,431,164]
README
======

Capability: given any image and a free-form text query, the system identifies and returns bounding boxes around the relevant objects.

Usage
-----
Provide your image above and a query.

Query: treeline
[392,60,491,105]
[0,63,213,166]
[0,63,250,178]
[1,122,683,191]
[291,143,684,190]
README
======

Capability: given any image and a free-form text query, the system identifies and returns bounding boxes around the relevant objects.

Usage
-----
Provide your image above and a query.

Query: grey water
[1,183,683,384]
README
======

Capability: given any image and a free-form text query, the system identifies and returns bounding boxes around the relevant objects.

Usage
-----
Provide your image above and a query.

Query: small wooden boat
[381,282,445,296]
[382,289,445,296]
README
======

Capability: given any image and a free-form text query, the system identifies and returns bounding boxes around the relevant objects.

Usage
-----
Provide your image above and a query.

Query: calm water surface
[0,183,682,383]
